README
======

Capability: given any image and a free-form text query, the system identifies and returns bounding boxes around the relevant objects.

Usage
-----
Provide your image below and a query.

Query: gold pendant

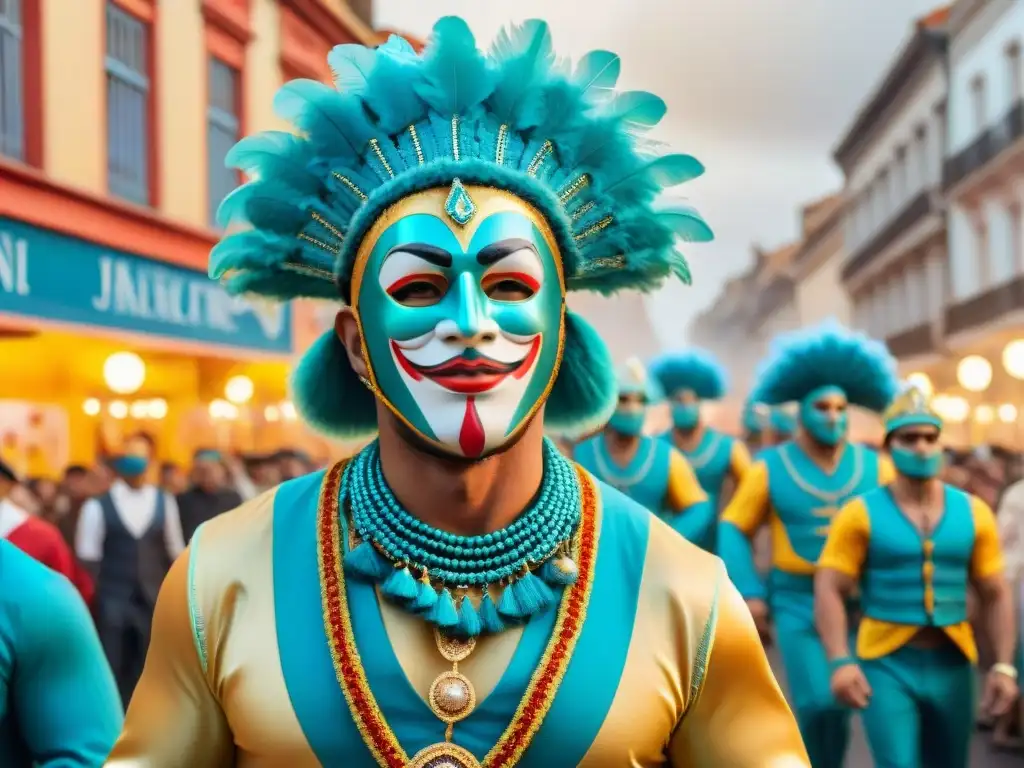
[408,741,483,768]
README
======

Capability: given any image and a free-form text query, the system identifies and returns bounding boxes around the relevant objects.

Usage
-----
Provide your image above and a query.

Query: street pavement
[767,649,1023,766]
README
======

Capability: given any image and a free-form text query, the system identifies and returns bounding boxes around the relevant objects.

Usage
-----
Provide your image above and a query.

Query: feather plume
[601,154,704,199]
[414,17,495,116]
[216,181,310,233]
[361,41,427,133]
[487,19,556,130]
[209,230,293,279]
[327,44,376,93]
[605,91,666,132]
[573,50,620,103]
[225,132,322,193]
[273,80,374,159]
[656,206,714,243]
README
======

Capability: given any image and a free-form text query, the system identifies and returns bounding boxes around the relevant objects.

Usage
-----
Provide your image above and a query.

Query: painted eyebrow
[476,238,537,266]
[385,243,453,268]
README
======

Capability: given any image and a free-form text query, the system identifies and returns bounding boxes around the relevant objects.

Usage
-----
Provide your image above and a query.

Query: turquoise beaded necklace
[342,438,581,638]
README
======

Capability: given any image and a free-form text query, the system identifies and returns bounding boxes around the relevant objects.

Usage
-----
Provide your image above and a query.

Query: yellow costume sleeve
[729,439,753,482]
[817,498,871,579]
[970,495,1005,581]
[720,460,771,535]
[877,454,896,485]
[105,549,235,766]
[666,449,709,512]
[670,570,810,766]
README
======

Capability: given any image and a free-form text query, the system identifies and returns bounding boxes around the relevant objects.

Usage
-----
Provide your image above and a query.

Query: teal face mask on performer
[890,447,943,479]
[671,391,700,431]
[608,408,645,436]
[112,455,149,478]
[352,186,564,460]
[800,386,848,446]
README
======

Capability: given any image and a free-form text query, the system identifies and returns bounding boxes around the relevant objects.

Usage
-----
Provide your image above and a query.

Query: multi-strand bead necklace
[341,438,581,638]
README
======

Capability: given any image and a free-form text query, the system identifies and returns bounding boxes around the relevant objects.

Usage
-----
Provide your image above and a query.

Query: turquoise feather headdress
[209,18,711,441]
[210,18,712,299]
[751,319,899,413]
[648,349,727,400]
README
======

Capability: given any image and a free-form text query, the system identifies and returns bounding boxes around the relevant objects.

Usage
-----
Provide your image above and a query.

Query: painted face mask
[800,386,848,447]
[890,447,943,479]
[353,186,564,459]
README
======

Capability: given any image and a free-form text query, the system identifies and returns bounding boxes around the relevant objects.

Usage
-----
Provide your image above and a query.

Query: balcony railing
[944,275,1024,337]
[943,100,1024,191]
[841,191,933,282]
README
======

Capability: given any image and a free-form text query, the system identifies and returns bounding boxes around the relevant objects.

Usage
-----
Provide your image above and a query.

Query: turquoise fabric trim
[518,481,649,766]
[187,523,209,675]
[718,520,767,600]
[272,470,378,766]
[685,563,722,714]
[884,412,943,436]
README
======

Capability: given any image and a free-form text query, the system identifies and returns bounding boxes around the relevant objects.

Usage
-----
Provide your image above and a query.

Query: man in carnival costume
[649,349,751,550]
[574,359,712,543]
[1,540,123,766]
[816,386,1018,768]
[719,319,897,768]
[109,19,808,767]
[742,401,796,456]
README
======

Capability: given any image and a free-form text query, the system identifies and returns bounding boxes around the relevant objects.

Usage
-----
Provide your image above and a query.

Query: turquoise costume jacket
[574,435,671,513]
[0,540,123,766]
[660,429,734,506]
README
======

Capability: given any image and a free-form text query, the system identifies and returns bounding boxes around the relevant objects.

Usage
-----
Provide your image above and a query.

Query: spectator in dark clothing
[274,449,314,481]
[176,450,243,544]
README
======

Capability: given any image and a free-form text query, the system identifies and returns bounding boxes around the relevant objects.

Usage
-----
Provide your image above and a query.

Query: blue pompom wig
[750,319,899,413]
[648,348,727,400]
[209,18,712,440]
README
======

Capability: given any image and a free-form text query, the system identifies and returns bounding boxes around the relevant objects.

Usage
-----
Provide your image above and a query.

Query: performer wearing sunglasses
[816,386,1018,768]
[107,18,808,766]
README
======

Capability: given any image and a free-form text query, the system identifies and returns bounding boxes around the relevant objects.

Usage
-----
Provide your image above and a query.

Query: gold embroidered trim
[332,172,368,201]
[560,175,590,203]
[527,141,553,176]
[311,211,344,241]
[495,124,509,166]
[409,125,425,165]
[369,138,395,178]
[451,115,461,161]
[283,261,335,281]
[298,233,340,255]
[573,216,613,243]
[570,201,596,222]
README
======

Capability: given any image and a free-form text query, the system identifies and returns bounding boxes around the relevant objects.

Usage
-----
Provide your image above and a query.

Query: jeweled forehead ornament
[208,16,714,443]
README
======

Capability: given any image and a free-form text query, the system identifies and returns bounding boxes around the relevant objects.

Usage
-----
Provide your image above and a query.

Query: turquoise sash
[273,469,649,766]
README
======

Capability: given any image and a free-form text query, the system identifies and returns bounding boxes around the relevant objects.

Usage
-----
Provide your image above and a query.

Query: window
[1007,41,1022,104]
[105,2,150,204]
[0,0,23,159]
[970,75,987,133]
[207,58,240,226]
[1010,200,1023,275]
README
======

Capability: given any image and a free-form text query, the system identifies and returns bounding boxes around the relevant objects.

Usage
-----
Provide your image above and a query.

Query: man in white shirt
[75,433,185,707]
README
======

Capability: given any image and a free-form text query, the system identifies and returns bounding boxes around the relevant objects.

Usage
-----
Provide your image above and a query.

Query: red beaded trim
[317,460,600,767]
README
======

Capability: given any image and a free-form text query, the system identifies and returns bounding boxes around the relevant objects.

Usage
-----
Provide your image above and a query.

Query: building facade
[0,0,377,468]
[833,8,950,375]
[791,195,848,327]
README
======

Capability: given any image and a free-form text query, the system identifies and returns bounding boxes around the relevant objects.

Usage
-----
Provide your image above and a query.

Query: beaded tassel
[381,565,418,601]
[478,590,506,634]
[345,540,392,581]
[456,594,482,638]
[411,571,438,612]
[430,587,459,628]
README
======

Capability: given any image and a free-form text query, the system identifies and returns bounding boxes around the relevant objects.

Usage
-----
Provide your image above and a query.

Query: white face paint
[376,245,547,458]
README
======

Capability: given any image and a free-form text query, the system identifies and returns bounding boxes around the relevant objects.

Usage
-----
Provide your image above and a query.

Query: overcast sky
[373,0,945,347]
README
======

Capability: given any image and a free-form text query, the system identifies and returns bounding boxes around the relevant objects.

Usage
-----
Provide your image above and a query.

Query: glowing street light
[956,355,992,393]
[103,352,146,395]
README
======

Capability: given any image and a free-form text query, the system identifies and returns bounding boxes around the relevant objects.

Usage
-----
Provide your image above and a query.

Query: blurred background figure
[274,449,315,481]
[177,450,243,543]
[158,462,188,496]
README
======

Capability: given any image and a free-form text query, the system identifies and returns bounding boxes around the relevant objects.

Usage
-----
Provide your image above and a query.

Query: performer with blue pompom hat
[743,401,797,456]
[719,319,898,768]
[109,19,807,766]
[649,349,751,550]
[573,359,713,544]
[816,385,1018,768]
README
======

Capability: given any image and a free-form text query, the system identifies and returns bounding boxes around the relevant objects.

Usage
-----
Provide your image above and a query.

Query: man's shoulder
[0,539,77,610]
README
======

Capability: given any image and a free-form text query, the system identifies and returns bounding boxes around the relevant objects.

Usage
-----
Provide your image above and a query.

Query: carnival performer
[108,19,808,766]
[743,402,796,457]
[816,386,1019,768]
[649,349,751,550]
[574,359,713,543]
[77,432,186,706]
[719,320,898,768]
[0,539,123,766]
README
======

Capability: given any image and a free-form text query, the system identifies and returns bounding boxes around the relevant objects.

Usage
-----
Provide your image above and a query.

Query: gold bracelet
[992,662,1018,680]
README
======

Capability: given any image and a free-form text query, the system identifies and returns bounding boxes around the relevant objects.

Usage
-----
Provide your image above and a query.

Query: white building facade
[834,12,950,373]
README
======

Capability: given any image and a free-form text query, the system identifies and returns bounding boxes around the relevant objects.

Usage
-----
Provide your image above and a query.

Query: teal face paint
[890,447,943,479]
[355,191,563,459]
[799,386,848,447]
[672,402,700,431]
[608,409,645,437]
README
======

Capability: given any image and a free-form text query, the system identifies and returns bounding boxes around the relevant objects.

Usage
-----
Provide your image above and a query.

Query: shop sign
[0,217,292,354]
